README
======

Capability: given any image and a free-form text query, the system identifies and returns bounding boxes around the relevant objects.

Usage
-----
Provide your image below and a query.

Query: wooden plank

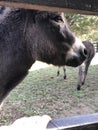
[0,0,98,15]
[47,113,98,130]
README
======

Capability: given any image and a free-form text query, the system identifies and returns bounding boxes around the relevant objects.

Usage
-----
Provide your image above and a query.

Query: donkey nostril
[83,48,88,57]
[80,48,87,59]
[84,48,87,55]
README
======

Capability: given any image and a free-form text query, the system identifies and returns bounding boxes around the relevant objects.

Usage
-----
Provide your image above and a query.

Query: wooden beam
[0,0,98,15]
[47,113,98,130]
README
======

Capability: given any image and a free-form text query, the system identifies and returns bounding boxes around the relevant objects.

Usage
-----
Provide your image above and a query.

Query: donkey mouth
[66,56,86,67]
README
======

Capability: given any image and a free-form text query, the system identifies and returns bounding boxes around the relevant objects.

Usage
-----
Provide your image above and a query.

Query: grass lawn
[0,64,98,126]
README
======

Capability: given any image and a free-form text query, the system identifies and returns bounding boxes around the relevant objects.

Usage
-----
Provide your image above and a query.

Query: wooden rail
[47,113,98,130]
[0,0,98,15]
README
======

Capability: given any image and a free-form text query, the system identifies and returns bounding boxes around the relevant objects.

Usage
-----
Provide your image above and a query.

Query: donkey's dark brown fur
[0,6,87,104]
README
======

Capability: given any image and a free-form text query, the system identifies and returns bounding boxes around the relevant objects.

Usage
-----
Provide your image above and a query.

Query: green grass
[0,65,98,126]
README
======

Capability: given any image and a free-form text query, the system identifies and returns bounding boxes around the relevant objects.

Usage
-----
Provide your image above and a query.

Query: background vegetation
[65,14,98,42]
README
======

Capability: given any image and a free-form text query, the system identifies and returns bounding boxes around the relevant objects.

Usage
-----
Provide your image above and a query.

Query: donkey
[57,66,67,79]
[77,40,95,90]
[0,6,87,105]
[57,41,95,90]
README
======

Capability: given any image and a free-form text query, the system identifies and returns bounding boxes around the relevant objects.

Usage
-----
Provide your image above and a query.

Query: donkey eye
[52,16,64,23]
